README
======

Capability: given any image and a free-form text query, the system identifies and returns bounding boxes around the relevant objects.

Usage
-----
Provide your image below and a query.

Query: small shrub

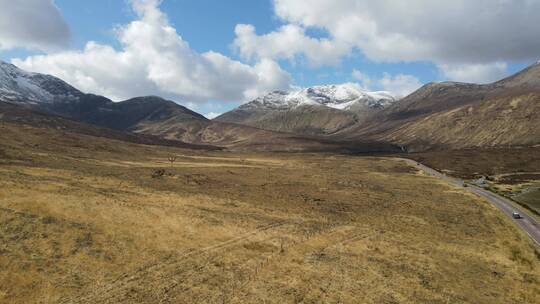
[152,169,166,178]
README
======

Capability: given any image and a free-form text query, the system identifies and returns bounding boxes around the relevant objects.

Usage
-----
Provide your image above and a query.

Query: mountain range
[1,59,539,152]
[338,62,540,151]
[0,61,311,151]
[1,61,395,153]
[216,84,396,135]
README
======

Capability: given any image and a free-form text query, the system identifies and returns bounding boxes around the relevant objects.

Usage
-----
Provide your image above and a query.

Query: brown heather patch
[0,123,538,303]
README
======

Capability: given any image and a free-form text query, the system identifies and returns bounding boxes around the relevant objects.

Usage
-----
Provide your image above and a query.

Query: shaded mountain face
[0,61,228,143]
[339,62,540,151]
[48,95,208,131]
[4,58,538,152]
[0,60,207,128]
[1,99,398,153]
[0,100,219,150]
[0,61,269,148]
[2,61,396,152]
[215,84,397,135]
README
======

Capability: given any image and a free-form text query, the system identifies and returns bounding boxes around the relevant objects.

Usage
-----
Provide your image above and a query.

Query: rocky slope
[215,84,397,135]
[0,61,82,105]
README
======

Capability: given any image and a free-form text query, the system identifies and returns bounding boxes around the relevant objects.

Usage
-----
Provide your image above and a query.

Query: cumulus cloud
[0,0,70,51]
[233,24,349,66]
[273,0,540,63]
[352,70,422,97]
[13,0,290,103]
[238,0,539,83]
[351,69,372,89]
[378,73,423,98]
[437,62,508,84]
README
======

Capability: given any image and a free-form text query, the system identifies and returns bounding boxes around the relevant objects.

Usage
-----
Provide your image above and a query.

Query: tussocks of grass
[0,123,538,303]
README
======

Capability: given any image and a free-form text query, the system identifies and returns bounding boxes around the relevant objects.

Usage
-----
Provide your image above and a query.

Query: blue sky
[48,0,441,86]
[1,0,538,117]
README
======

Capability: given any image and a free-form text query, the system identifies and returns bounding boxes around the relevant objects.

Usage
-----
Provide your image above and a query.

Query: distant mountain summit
[0,60,82,104]
[241,84,396,111]
[3,58,539,152]
[0,60,207,130]
[339,61,540,150]
[216,84,397,135]
[0,60,345,151]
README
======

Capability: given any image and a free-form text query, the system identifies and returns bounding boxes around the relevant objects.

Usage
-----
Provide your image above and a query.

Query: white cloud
[351,69,372,89]
[0,0,70,51]
[272,0,540,64]
[204,112,222,119]
[12,0,290,103]
[236,0,540,82]
[233,24,349,66]
[351,70,422,97]
[378,73,423,98]
[438,62,508,84]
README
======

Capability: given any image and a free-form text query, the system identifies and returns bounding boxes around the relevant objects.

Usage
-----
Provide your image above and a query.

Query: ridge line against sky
[0,0,538,117]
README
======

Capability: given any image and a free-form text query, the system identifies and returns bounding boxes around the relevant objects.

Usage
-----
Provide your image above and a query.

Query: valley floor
[0,123,538,303]
[406,148,540,216]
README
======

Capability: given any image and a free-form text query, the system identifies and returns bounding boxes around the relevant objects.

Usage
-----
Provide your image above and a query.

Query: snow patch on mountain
[0,60,81,104]
[242,83,397,111]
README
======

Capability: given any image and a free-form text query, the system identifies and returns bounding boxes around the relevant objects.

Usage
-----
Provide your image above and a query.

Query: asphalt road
[400,158,540,246]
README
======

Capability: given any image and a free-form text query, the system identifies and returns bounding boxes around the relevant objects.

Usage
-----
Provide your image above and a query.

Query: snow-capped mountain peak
[242,83,397,112]
[244,90,318,110]
[0,60,82,104]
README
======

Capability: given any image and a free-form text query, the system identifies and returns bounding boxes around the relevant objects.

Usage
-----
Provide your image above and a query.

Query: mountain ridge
[2,60,397,152]
[215,83,397,135]
[3,59,540,152]
[337,62,540,150]
[0,60,83,105]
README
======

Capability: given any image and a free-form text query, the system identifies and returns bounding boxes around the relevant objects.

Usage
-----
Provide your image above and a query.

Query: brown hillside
[339,63,540,150]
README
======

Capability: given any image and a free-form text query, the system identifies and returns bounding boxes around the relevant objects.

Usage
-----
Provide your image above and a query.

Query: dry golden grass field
[406,148,540,216]
[0,122,539,304]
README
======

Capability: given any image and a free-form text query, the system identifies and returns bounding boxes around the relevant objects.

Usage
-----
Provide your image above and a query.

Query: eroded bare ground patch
[0,124,539,304]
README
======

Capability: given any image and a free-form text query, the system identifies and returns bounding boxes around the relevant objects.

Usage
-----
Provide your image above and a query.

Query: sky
[0,0,538,118]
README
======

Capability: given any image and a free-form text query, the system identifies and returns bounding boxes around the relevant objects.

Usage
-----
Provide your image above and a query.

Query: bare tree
[168,156,177,168]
